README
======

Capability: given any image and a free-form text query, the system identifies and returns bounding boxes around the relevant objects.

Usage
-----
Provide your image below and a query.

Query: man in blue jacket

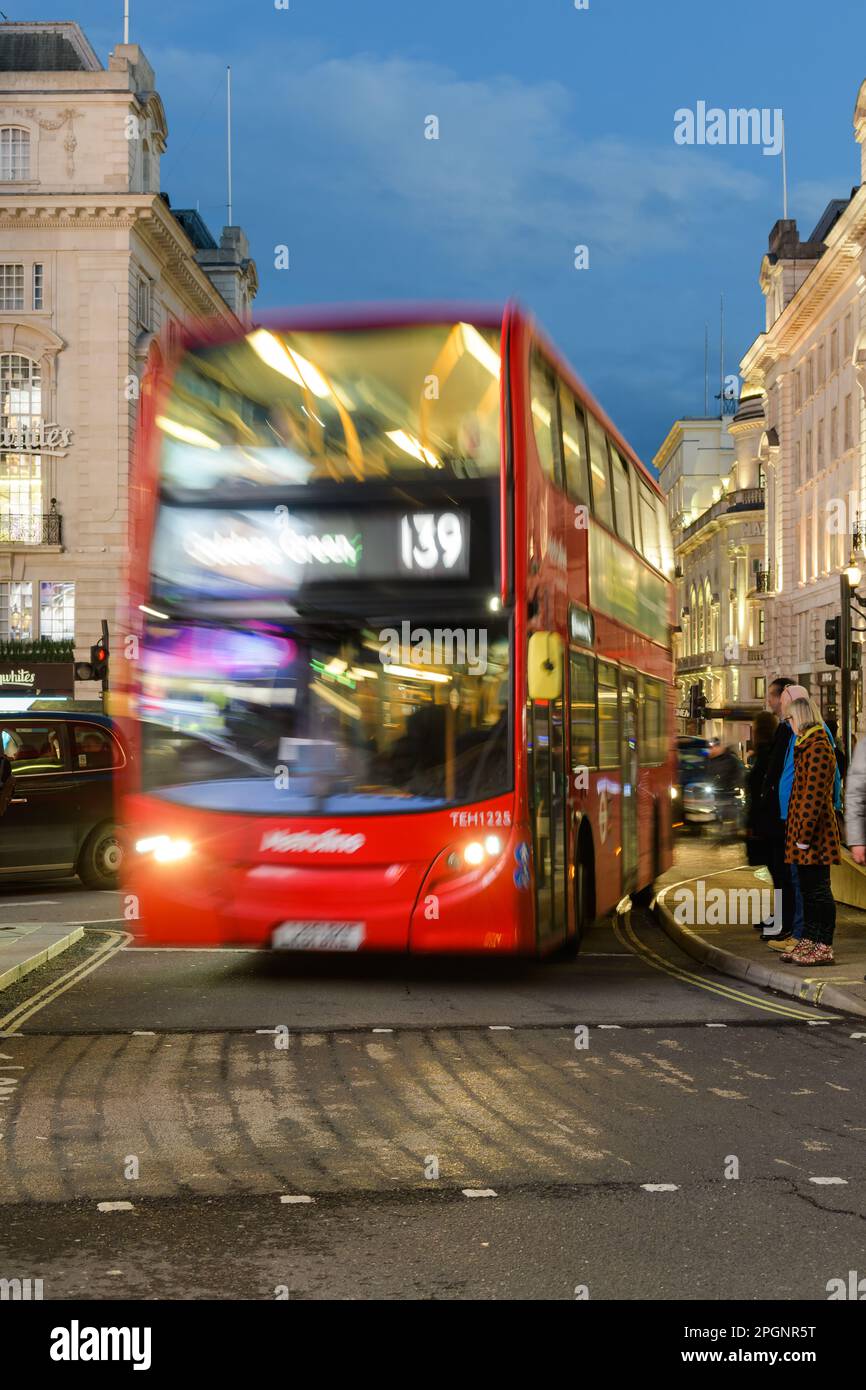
[754,678,799,942]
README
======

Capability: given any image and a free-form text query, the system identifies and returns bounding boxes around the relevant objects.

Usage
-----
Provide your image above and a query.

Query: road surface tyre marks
[0,1035,65,1203]
[424,1029,586,1182]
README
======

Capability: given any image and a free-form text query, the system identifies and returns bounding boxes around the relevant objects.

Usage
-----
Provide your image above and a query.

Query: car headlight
[135,834,192,863]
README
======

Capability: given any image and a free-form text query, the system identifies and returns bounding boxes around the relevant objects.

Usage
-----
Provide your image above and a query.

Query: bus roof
[174,300,661,496]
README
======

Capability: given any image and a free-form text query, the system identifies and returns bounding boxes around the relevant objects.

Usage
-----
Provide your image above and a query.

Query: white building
[739,79,866,739]
[656,410,768,751]
[0,21,257,695]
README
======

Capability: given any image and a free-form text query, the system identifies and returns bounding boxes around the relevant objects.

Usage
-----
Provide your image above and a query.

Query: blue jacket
[780,721,842,818]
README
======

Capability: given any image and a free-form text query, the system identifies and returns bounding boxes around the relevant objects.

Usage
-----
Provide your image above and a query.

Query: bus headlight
[463,836,503,866]
[135,834,192,863]
[670,786,679,800]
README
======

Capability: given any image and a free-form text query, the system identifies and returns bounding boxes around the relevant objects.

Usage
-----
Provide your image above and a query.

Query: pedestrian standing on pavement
[745,710,777,868]
[754,677,799,942]
[781,696,840,967]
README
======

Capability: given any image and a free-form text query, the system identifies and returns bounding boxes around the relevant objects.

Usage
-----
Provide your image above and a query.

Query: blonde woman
[782,696,840,965]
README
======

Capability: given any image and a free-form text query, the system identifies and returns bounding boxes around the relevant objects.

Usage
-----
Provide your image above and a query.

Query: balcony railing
[0,510,62,545]
[755,566,773,593]
[681,488,764,544]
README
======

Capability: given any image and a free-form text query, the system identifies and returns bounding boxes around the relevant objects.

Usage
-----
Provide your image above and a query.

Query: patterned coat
[785,725,841,866]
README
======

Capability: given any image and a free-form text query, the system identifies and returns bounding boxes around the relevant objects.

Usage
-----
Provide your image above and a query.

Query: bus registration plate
[272,922,366,951]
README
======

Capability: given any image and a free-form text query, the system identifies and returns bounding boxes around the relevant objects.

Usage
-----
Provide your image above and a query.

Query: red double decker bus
[118,303,675,955]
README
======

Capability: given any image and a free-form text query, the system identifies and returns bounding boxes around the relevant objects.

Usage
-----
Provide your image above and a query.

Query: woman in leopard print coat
[783,696,840,966]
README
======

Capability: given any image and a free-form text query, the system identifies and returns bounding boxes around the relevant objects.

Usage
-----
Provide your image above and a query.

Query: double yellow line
[0,929,130,1033]
[614,910,836,1021]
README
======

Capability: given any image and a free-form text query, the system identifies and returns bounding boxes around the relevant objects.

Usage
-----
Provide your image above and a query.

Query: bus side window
[656,494,675,578]
[610,446,634,547]
[529,351,562,488]
[559,384,590,506]
[587,415,614,530]
[639,677,663,767]
[569,651,597,770]
[629,464,644,556]
[638,480,662,571]
[597,660,619,768]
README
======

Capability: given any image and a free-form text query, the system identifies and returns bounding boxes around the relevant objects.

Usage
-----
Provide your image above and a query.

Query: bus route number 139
[399,512,468,574]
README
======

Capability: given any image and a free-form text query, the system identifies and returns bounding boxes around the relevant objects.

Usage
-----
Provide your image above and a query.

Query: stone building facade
[739,78,866,735]
[655,412,768,752]
[0,21,257,693]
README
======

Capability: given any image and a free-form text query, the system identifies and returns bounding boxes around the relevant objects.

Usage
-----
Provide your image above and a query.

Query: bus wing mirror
[527,631,563,701]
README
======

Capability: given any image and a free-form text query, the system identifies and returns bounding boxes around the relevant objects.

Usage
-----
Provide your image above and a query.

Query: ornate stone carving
[13,107,80,177]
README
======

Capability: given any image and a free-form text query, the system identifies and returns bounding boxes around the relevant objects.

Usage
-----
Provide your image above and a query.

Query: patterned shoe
[793,942,834,967]
[780,938,811,962]
[767,935,797,953]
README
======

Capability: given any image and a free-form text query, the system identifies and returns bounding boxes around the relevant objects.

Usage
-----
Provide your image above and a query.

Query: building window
[0,353,43,540]
[806,430,812,476]
[817,341,825,384]
[758,609,765,645]
[755,676,766,699]
[831,406,838,458]
[807,358,814,398]
[844,314,853,361]
[0,581,34,641]
[142,141,151,192]
[830,327,838,374]
[32,263,43,311]
[844,394,853,451]
[0,127,30,181]
[793,440,801,488]
[137,275,152,331]
[39,581,74,640]
[817,419,824,470]
[0,264,24,311]
[794,373,801,411]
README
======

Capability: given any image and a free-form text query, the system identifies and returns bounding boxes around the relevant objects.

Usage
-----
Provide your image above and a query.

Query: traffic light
[90,634,109,682]
[73,626,110,683]
[825,616,842,667]
[688,685,707,722]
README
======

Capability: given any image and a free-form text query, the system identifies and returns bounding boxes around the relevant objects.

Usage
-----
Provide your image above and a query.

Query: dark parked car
[0,711,124,889]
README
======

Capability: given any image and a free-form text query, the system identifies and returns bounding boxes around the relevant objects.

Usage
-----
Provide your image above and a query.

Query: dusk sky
[18,0,866,463]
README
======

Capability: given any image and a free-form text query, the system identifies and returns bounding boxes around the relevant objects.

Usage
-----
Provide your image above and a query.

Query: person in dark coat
[745,710,777,867]
[754,677,798,940]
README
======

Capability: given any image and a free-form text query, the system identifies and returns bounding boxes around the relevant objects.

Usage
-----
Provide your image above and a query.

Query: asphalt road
[1,840,864,1300]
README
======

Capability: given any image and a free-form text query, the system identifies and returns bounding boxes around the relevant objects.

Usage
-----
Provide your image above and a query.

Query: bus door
[620,670,639,896]
[530,697,568,947]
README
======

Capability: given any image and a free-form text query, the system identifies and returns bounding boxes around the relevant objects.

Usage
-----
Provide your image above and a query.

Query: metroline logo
[260,828,366,854]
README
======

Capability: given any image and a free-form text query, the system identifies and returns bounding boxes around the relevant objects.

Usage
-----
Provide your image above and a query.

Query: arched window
[688,586,697,655]
[0,354,43,542]
[697,589,705,654]
[705,580,715,653]
[0,127,31,182]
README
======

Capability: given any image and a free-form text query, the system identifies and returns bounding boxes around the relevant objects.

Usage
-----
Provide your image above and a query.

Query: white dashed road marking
[97,1201,134,1212]
[462,1189,498,1198]
[808,1177,848,1185]
[641,1184,679,1192]
[280,1194,315,1204]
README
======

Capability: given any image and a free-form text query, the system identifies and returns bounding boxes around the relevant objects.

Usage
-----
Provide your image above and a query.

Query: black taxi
[0,711,124,889]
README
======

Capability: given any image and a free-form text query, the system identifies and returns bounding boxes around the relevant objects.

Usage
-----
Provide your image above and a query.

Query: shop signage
[0,423,73,456]
[0,662,75,695]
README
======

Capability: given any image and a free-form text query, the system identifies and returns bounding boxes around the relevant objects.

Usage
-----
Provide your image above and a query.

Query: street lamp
[844,561,862,589]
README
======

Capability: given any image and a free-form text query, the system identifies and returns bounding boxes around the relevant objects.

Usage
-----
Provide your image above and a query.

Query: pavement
[654,839,866,1018]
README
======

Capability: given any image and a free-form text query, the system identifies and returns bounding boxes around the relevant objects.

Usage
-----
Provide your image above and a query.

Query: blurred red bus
[117,303,675,955]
